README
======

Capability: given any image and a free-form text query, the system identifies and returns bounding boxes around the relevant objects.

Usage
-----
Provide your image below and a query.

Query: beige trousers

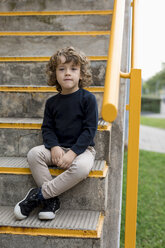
[27,145,96,199]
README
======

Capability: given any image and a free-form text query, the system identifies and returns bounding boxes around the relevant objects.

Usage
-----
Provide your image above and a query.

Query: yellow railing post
[131,0,140,69]
[124,68,142,248]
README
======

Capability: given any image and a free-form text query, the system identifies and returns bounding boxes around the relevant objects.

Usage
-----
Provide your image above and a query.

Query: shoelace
[43,198,58,211]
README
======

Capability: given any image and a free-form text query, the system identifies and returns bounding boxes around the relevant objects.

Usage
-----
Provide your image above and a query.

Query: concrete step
[0,0,113,11]
[0,117,111,130]
[0,88,103,118]
[0,60,107,86]
[0,206,104,248]
[0,158,108,211]
[0,118,111,162]
[0,35,109,57]
[0,14,112,32]
[0,157,108,177]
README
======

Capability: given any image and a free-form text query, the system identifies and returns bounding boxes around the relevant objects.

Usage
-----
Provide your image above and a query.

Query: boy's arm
[42,101,66,165]
[70,93,98,155]
[42,100,60,149]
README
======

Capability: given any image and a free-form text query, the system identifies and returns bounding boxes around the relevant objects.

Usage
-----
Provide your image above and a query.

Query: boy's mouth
[64,78,72,81]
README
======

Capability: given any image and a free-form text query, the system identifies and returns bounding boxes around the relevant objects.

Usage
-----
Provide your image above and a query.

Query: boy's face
[56,55,81,95]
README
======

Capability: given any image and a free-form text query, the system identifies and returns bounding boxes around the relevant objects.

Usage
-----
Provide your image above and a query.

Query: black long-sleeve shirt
[42,88,98,155]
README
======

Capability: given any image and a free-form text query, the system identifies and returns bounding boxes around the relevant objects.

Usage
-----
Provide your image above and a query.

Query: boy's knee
[75,162,92,180]
[27,146,41,164]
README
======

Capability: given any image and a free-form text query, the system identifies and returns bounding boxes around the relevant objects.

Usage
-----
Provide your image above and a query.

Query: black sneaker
[38,197,60,220]
[14,188,42,220]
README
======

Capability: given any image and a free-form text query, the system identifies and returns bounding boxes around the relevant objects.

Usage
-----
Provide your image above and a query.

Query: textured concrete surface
[0,61,107,86]
[1,207,100,229]
[0,92,53,118]
[0,174,108,211]
[140,125,165,153]
[0,92,103,118]
[0,0,114,11]
[0,15,112,31]
[0,207,103,248]
[0,129,43,156]
[0,128,111,162]
[0,233,102,248]
[0,36,110,57]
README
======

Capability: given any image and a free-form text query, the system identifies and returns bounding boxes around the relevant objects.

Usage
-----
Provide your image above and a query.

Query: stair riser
[0,61,106,86]
[0,173,108,211]
[0,129,111,162]
[0,36,109,57]
[0,92,103,118]
[0,15,111,32]
[0,234,102,248]
[0,0,113,11]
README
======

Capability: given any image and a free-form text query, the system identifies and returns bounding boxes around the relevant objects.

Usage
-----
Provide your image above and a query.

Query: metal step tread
[0,85,104,92]
[0,30,110,36]
[0,206,104,238]
[0,157,108,178]
[0,117,111,131]
[0,10,113,16]
[0,56,108,61]
[0,117,42,124]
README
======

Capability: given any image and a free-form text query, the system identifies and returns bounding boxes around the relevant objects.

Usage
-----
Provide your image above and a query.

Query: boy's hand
[51,146,65,165]
[57,150,77,169]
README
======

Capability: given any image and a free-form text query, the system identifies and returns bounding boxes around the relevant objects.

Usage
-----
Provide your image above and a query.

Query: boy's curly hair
[46,47,93,92]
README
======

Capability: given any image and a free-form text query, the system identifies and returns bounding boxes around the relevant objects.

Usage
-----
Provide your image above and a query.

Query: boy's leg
[14,145,56,220]
[27,145,53,187]
[14,146,95,220]
[41,147,96,199]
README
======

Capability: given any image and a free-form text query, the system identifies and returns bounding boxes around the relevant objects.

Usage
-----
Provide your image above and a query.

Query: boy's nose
[65,69,71,75]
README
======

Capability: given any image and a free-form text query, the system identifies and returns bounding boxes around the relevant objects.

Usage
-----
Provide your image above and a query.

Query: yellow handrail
[102,0,141,247]
[101,0,125,122]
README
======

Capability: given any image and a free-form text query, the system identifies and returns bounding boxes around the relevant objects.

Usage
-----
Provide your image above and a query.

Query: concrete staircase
[0,0,130,247]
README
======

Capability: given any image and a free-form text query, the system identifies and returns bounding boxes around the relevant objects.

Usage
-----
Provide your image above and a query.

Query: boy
[14,47,98,220]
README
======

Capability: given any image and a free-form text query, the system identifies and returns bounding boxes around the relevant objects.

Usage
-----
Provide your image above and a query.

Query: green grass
[140,116,165,129]
[120,150,165,248]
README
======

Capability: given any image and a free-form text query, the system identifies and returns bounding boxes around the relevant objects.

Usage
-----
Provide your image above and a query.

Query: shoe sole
[14,188,35,220]
[38,208,60,220]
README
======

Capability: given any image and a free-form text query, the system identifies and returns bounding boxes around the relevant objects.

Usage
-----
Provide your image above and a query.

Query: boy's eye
[59,68,64,71]
[72,67,77,70]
